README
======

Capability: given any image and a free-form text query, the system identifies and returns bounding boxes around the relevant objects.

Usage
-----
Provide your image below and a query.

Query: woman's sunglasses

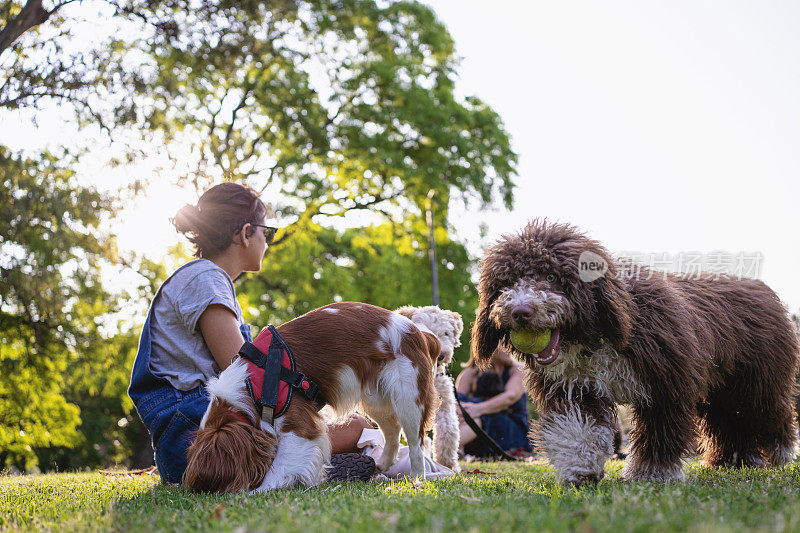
[252,224,278,244]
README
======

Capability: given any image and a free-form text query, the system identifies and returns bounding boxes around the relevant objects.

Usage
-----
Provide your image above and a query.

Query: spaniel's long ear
[422,331,443,363]
[471,304,502,369]
[184,404,276,493]
[591,265,634,350]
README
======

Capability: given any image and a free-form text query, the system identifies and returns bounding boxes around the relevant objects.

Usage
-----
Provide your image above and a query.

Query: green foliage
[0,147,152,471]
[239,216,477,367]
[0,147,112,469]
[0,1,131,127]
[117,0,516,217]
[116,0,517,373]
[1,0,517,469]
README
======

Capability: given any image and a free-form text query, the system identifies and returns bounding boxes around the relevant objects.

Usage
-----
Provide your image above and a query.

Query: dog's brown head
[472,219,633,368]
[183,398,276,493]
[183,360,277,493]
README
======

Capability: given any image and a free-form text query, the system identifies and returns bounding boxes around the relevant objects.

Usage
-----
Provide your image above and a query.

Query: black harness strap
[237,325,324,422]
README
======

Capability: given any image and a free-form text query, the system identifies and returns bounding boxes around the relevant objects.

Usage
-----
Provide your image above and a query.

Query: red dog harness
[236,324,323,424]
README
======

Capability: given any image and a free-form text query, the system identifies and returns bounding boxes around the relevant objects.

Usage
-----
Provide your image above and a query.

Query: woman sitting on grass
[455,347,532,457]
[127,182,372,485]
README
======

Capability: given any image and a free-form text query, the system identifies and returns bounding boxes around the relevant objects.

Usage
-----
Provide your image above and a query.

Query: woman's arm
[455,367,477,396]
[198,304,246,371]
[463,364,526,417]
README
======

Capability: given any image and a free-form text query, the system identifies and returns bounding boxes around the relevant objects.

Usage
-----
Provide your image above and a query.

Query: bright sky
[3,1,798,312]
[430,0,800,311]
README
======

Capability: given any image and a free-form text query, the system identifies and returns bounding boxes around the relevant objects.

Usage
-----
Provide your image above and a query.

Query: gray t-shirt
[149,259,246,391]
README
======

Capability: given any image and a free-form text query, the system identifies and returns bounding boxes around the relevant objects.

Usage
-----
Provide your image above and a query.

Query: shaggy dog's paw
[737,454,767,469]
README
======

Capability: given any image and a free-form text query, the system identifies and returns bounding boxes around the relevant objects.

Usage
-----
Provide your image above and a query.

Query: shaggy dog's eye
[546,274,556,283]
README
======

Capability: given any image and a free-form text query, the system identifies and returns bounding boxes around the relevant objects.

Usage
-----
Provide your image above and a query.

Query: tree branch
[0,0,51,55]
[49,0,80,16]
[223,86,250,151]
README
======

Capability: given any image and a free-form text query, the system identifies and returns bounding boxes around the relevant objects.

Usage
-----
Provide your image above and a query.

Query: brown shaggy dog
[472,220,799,484]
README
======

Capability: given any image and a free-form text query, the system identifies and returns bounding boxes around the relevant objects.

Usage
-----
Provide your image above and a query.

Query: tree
[1,0,517,468]
[237,217,478,367]
[0,0,78,54]
[1,1,153,471]
[0,147,120,469]
[119,0,517,316]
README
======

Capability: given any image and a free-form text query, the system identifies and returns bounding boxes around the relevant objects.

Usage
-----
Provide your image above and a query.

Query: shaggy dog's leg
[761,410,799,467]
[757,357,799,466]
[698,392,765,468]
[623,400,693,482]
[534,388,615,486]
[432,371,460,471]
[698,373,799,468]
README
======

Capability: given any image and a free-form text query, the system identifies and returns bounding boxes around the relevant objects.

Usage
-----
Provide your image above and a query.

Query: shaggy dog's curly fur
[472,220,800,484]
[395,305,463,471]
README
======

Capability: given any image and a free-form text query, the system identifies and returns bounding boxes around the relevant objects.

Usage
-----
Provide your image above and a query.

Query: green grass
[3,460,800,532]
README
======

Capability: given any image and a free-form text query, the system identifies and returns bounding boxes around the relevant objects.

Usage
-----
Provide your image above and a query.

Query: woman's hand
[462,402,485,418]
[463,364,527,416]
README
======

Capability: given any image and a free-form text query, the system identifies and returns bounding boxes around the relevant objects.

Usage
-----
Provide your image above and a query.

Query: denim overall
[128,260,252,484]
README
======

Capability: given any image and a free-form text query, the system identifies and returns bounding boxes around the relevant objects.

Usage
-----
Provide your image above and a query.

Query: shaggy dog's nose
[511,305,534,325]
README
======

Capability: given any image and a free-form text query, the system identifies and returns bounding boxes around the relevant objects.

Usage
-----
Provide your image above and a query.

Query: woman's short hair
[172,182,268,258]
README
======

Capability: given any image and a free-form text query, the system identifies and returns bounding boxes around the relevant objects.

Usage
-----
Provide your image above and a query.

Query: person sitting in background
[455,347,532,457]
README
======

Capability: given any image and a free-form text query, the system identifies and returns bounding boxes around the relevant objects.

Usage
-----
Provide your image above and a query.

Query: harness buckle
[260,405,274,425]
[294,371,320,401]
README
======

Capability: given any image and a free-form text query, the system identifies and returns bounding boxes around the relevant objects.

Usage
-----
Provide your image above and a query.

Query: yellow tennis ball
[510,329,551,354]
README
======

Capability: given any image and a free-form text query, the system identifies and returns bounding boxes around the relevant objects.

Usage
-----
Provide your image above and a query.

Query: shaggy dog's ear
[591,267,634,350]
[471,304,502,368]
[184,406,276,493]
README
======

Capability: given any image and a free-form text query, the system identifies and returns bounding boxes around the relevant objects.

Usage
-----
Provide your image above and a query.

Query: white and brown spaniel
[184,302,440,493]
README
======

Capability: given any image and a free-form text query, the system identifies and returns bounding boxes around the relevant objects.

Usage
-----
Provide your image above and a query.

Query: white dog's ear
[448,310,464,346]
[394,306,417,320]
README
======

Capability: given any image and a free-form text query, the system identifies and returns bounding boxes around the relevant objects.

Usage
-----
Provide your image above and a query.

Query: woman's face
[245,217,269,271]
[491,348,515,366]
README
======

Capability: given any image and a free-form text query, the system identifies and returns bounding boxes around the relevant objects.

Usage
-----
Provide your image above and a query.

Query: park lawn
[3,459,800,533]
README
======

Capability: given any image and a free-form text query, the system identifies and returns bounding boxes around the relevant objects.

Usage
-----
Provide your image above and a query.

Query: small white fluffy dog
[395,305,464,471]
